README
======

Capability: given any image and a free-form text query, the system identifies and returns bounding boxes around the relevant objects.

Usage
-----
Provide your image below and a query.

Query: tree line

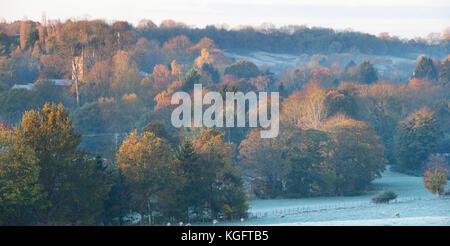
[0,18,449,225]
[1,103,248,225]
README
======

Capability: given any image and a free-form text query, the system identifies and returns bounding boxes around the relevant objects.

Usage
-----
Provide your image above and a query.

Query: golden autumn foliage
[190,37,215,54]
[170,60,184,81]
[153,81,182,111]
[239,128,281,179]
[116,130,181,224]
[194,48,232,68]
[0,123,45,225]
[408,77,432,89]
[116,130,174,182]
[323,118,385,194]
[17,103,112,225]
[2,17,450,225]
[161,35,193,64]
[111,50,140,96]
[121,93,138,104]
[153,90,172,111]
[423,168,449,196]
[309,67,335,88]
[281,81,328,129]
[152,64,173,91]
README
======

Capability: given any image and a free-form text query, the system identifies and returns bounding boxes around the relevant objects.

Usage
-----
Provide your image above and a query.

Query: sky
[0,0,449,39]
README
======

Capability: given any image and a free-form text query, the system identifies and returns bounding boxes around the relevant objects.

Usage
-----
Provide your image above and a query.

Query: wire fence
[247,196,445,219]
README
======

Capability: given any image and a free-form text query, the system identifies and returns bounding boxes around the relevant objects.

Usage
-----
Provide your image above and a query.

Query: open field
[222,167,450,226]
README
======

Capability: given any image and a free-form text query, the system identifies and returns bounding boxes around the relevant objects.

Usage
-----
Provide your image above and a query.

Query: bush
[371,191,397,204]
[224,60,260,79]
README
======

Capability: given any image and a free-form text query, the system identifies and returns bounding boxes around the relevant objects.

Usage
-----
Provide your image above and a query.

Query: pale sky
[1,0,449,39]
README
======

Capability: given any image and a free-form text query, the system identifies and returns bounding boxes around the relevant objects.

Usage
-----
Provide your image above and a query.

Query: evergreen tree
[193,129,248,220]
[439,58,450,85]
[176,139,202,221]
[182,68,201,91]
[355,61,378,84]
[413,56,438,81]
[394,108,441,171]
[103,170,131,225]
[201,63,220,84]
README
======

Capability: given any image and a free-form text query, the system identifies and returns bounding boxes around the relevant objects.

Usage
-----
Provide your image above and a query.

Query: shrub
[371,191,397,204]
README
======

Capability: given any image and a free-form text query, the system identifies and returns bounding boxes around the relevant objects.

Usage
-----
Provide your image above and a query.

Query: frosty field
[222,166,450,226]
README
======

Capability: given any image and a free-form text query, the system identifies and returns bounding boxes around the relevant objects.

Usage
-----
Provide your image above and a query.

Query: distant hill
[140,25,449,59]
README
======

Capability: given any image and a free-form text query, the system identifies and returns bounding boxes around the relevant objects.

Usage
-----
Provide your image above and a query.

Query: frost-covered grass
[272,216,450,226]
[223,50,299,72]
[220,166,450,226]
[222,50,416,74]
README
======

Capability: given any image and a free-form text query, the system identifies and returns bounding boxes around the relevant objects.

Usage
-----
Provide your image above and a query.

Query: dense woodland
[0,18,449,225]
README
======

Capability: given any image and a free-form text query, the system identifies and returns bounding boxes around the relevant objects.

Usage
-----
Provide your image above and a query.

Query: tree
[152,64,172,91]
[439,58,450,85]
[355,61,378,84]
[0,124,46,225]
[280,81,328,130]
[142,120,178,146]
[20,103,110,224]
[82,60,113,101]
[131,38,161,73]
[39,54,69,79]
[423,154,449,196]
[137,19,157,31]
[71,101,105,134]
[103,168,131,225]
[408,77,432,89]
[394,108,441,171]
[111,50,140,97]
[20,19,31,50]
[170,60,184,81]
[239,128,282,198]
[277,66,308,92]
[0,56,15,85]
[359,81,401,164]
[34,80,64,105]
[309,67,335,88]
[224,60,260,79]
[182,68,200,91]
[324,118,385,195]
[161,35,193,64]
[192,129,248,220]
[413,56,438,81]
[324,89,358,118]
[191,37,215,55]
[116,130,182,225]
[176,139,202,221]
[59,152,112,225]
[423,168,448,196]
[112,21,137,50]
[195,48,232,69]
[212,171,249,220]
[0,88,38,121]
[279,129,335,197]
[21,103,81,192]
[201,62,220,84]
